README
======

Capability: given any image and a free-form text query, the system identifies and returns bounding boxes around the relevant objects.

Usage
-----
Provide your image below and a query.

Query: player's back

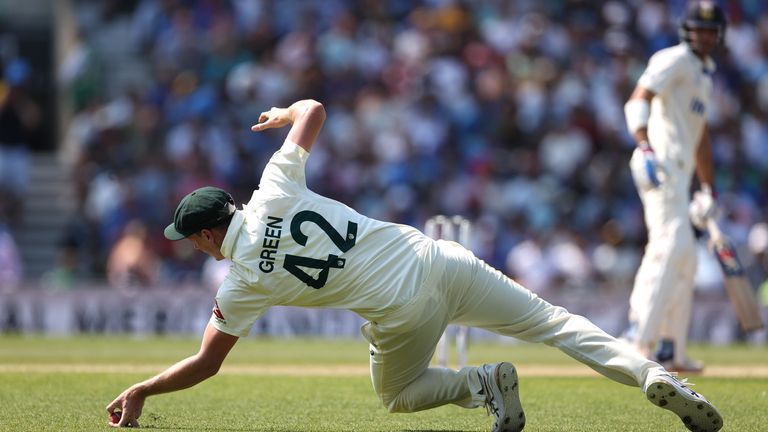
[220,139,435,325]
[236,189,432,317]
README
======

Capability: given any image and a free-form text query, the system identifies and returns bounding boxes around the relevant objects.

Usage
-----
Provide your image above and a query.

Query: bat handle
[706,218,724,244]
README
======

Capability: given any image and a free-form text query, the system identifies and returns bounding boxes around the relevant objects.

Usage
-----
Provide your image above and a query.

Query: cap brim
[164,223,187,240]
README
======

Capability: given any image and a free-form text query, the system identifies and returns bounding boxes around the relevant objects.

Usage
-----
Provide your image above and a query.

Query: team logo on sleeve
[212,300,226,323]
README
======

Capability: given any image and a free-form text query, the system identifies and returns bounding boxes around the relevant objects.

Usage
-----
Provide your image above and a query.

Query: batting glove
[689,184,718,229]
[639,141,665,187]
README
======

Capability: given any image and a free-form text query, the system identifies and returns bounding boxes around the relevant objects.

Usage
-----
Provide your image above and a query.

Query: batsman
[106,99,723,432]
[623,1,727,372]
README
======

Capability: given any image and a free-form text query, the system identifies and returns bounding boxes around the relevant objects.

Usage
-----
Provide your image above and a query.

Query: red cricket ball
[109,411,121,425]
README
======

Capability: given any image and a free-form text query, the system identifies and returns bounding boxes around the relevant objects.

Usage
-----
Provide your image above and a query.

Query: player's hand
[106,386,144,428]
[689,184,718,229]
[251,107,291,132]
[638,141,666,187]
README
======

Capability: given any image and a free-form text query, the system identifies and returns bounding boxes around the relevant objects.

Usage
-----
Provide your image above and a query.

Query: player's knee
[381,392,411,413]
[379,393,397,412]
[385,397,409,413]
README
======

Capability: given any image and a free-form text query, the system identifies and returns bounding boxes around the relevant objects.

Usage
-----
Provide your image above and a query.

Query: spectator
[0,57,40,224]
[0,222,22,291]
[107,219,159,290]
[57,0,767,313]
[40,237,81,291]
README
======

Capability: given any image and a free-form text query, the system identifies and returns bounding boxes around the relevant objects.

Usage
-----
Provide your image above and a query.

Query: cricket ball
[109,411,121,424]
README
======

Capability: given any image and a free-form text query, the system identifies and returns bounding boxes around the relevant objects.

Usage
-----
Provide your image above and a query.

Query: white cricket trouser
[361,240,661,413]
[629,149,697,363]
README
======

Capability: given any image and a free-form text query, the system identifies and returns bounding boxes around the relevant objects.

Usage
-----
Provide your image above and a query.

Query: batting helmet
[678,1,727,44]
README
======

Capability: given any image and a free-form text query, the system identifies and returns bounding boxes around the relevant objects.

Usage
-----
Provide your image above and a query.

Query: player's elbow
[305,100,326,123]
[300,100,327,136]
[195,354,225,378]
[201,364,221,379]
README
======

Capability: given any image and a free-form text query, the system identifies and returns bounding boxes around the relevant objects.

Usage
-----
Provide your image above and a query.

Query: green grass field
[0,335,766,431]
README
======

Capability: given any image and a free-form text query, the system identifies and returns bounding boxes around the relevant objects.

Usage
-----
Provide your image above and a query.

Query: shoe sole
[645,380,723,432]
[494,362,525,432]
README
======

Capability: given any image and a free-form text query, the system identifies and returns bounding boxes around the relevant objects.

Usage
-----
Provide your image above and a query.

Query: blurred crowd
[3,0,767,301]
[0,55,41,290]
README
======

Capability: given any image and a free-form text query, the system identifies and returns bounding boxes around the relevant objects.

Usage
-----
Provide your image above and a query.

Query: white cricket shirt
[211,140,435,337]
[637,43,715,177]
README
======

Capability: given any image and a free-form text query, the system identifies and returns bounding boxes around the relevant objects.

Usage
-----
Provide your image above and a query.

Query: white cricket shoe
[477,362,525,432]
[645,373,723,432]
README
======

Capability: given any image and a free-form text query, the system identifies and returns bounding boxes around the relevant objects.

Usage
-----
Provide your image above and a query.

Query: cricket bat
[706,219,764,332]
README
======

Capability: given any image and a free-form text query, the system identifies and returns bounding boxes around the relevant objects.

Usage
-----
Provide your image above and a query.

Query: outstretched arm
[105,322,239,427]
[251,99,326,153]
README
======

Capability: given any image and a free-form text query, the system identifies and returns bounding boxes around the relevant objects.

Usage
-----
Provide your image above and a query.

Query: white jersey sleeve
[637,50,684,96]
[210,267,271,337]
[256,139,308,199]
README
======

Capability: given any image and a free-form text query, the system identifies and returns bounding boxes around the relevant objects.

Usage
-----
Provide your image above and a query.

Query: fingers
[108,417,139,428]
[111,408,140,428]
[106,410,134,428]
[252,119,279,132]
[118,416,140,428]
[106,399,121,414]
[106,399,124,426]
[252,107,288,132]
[117,398,142,428]
[106,389,143,428]
[252,111,273,132]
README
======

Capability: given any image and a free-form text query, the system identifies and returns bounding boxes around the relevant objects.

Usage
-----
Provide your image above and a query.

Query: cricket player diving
[106,99,724,431]
[623,0,726,373]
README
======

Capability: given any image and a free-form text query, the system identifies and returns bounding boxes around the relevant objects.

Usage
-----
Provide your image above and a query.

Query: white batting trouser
[361,239,662,413]
[629,148,697,363]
